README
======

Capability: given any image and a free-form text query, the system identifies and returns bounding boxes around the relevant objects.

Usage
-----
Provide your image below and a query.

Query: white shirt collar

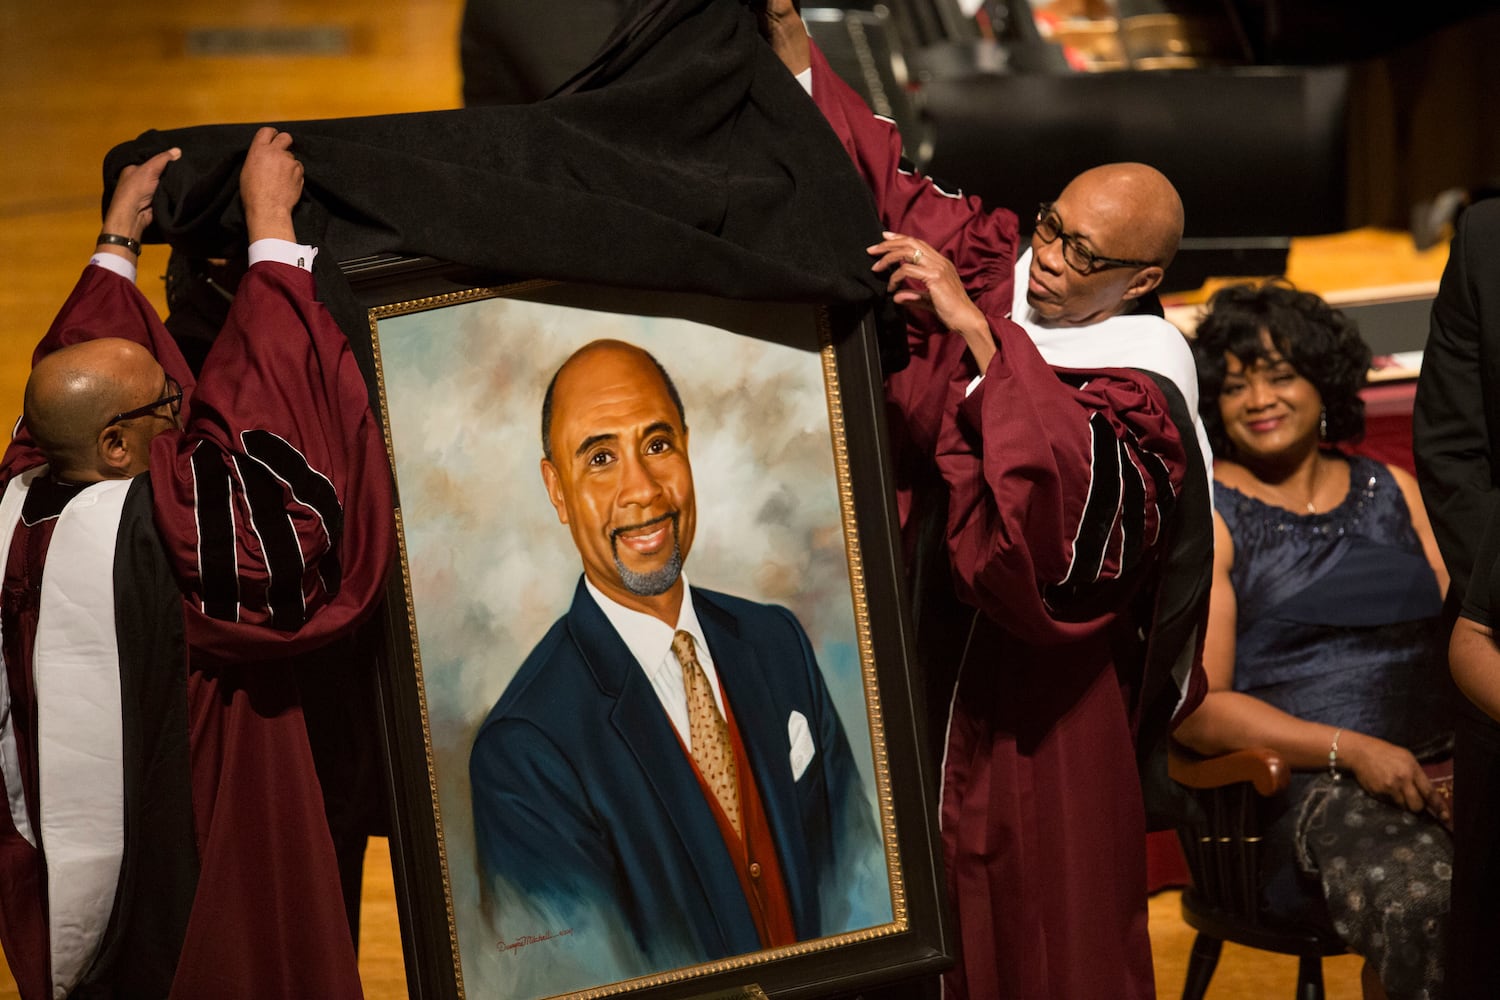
[582,575,725,742]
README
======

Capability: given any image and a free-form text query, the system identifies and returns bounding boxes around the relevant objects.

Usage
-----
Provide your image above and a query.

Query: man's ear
[540,459,570,525]
[1122,265,1165,302]
[97,425,134,476]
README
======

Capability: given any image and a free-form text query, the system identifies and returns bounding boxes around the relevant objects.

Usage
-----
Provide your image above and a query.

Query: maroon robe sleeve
[806,43,1019,323]
[146,261,394,660]
[804,42,1023,546]
[151,264,381,999]
[937,316,1191,648]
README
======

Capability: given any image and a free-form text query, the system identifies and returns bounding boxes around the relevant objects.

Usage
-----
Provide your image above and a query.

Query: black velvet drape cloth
[102,0,900,368]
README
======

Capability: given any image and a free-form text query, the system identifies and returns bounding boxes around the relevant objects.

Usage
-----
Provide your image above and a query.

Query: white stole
[0,468,130,999]
[1009,247,1217,480]
[1009,250,1215,719]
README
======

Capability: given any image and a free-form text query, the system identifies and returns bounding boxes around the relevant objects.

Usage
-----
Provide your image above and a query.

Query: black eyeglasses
[1034,203,1157,275]
[106,375,183,427]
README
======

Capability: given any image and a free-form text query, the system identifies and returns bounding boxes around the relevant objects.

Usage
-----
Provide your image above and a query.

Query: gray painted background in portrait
[376,290,891,998]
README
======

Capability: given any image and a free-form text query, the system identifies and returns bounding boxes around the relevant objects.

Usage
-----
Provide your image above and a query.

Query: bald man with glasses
[761,6,1213,999]
[0,128,392,1000]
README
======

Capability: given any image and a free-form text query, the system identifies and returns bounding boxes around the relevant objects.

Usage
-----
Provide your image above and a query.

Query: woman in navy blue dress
[1175,282,1453,1000]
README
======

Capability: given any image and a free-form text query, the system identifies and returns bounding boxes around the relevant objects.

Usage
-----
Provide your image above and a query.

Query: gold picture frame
[351,261,949,1000]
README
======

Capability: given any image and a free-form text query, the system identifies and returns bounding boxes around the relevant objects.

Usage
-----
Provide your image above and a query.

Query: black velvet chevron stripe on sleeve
[241,429,343,597]
[190,444,241,624]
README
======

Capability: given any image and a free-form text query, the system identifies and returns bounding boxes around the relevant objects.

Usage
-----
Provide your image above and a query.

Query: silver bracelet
[1328,728,1343,779]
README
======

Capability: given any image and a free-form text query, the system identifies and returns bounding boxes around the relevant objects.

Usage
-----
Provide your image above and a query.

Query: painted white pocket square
[788,710,816,781]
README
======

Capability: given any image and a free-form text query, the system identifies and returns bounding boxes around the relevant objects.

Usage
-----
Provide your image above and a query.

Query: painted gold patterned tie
[671,630,740,836]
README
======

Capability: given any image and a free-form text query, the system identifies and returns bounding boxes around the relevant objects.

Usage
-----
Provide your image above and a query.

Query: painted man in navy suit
[469,339,884,981]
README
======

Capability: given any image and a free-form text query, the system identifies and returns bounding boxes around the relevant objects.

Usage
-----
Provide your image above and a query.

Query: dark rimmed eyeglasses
[106,375,183,427]
[1034,203,1158,275]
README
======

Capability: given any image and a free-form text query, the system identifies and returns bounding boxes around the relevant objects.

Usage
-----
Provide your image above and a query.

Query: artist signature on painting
[497,928,574,953]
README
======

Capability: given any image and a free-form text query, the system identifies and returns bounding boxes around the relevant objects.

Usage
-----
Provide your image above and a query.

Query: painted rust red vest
[676,684,797,950]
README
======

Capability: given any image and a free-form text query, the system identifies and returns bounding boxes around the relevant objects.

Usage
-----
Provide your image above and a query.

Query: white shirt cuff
[796,66,812,96]
[89,253,137,283]
[248,239,317,272]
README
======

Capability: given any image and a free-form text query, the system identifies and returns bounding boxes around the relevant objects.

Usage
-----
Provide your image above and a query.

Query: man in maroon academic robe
[0,128,392,999]
[762,10,1212,999]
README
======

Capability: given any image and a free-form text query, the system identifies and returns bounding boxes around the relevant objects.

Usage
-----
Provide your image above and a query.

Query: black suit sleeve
[1462,503,1500,628]
[1414,203,1498,598]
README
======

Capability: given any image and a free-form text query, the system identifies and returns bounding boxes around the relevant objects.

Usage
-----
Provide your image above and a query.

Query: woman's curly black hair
[1191,280,1371,459]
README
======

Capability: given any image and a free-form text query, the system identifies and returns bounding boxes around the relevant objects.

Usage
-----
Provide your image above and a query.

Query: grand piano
[806,0,1498,291]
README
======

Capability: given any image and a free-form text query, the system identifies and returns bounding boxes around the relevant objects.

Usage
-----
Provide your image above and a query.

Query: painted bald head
[538,340,696,621]
[1025,162,1185,327]
[23,338,176,481]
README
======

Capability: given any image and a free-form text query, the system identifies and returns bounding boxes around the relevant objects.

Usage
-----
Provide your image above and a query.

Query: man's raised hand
[240,126,303,244]
[99,147,182,255]
[754,0,810,75]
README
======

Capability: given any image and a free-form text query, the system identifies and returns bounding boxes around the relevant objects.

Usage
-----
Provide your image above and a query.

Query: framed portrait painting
[352,260,949,1000]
